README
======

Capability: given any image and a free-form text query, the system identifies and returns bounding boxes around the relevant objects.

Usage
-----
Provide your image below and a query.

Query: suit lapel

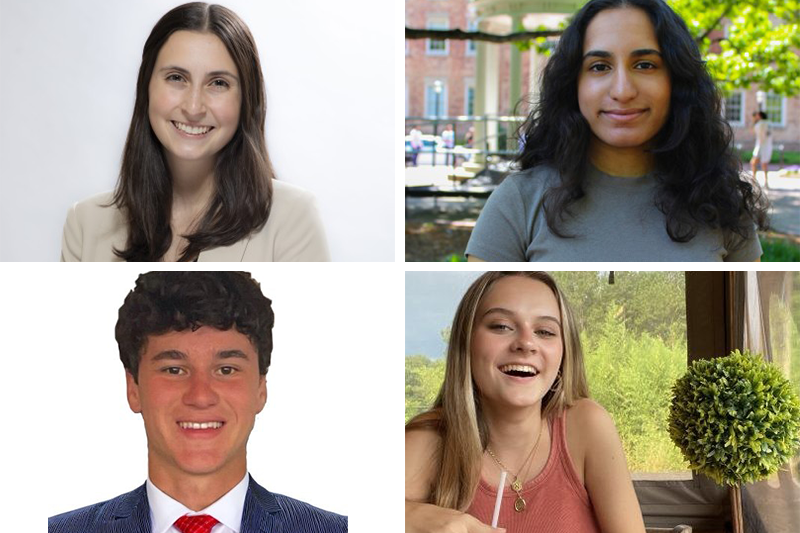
[197,235,251,262]
[240,476,283,533]
[106,484,152,533]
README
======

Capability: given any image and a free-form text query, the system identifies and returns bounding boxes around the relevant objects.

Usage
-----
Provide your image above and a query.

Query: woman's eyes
[487,324,557,337]
[587,61,657,72]
[165,74,230,88]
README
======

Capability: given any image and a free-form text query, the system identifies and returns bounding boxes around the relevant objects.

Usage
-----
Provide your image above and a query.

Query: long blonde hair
[406,271,590,511]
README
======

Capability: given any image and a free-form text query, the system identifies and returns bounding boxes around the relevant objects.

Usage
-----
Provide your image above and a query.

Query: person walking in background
[442,124,455,166]
[410,125,423,167]
[465,126,475,162]
[751,111,773,189]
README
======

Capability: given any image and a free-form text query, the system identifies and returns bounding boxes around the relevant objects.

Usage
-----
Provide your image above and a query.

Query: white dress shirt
[146,473,250,533]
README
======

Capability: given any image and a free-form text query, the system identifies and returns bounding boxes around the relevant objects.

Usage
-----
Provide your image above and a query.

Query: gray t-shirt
[465,164,761,262]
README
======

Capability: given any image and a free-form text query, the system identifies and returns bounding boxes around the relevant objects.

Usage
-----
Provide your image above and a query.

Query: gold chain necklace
[486,420,545,513]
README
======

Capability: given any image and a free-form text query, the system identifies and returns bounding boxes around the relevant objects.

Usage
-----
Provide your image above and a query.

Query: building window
[466,20,477,56]
[464,80,475,116]
[723,90,744,128]
[426,15,449,56]
[764,93,785,127]
[424,79,448,117]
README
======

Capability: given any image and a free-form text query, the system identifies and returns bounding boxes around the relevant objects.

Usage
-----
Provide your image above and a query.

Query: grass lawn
[740,150,800,166]
[760,235,800,262]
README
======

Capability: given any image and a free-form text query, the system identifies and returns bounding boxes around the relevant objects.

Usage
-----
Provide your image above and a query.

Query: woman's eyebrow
[159,65,239,81]
[583,48,662,60]
[482,307,561,325]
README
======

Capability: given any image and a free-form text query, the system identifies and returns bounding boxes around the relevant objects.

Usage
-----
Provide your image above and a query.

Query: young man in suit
[49,271,347,533]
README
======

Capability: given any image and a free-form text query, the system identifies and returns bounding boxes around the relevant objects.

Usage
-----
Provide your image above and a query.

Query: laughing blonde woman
[405,271,646,533]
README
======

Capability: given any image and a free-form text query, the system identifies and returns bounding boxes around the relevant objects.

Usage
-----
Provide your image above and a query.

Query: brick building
[405,0,800,155]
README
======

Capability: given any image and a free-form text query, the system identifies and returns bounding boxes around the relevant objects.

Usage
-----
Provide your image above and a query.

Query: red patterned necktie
[174,514,220,533]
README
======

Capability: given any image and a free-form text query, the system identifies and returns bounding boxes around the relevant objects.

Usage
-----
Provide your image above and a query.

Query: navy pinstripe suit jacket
[48,476,347,533]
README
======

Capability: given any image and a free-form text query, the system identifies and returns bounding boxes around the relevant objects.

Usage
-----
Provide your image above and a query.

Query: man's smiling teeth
[499,364,539,376]
[172,121,213,135]
[179,421,223,429]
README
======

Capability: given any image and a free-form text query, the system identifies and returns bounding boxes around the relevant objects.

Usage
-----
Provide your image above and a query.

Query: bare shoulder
[567,398,615,431]
[564,399,619,484]
[567,400,646,531]
[405,413,443,502]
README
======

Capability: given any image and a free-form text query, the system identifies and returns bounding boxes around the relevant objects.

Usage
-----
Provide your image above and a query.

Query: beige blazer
[60,180,330,262]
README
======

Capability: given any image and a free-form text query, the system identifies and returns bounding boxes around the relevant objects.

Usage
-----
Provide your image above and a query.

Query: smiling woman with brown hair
[466,0,767,262]
[60,3,329,262]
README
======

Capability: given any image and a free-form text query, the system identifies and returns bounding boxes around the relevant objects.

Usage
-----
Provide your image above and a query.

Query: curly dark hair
[517,0,768,244]
[116,271,274,382]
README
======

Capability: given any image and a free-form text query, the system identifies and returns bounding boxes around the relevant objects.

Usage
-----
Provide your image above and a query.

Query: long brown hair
[112,2,273,261]
[406,271,590,511]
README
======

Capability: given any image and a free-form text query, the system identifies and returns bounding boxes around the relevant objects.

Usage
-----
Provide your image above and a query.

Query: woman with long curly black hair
[466,0,767,262]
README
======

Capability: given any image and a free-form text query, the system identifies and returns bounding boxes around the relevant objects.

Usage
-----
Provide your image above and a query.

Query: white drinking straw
[491,470,507,529]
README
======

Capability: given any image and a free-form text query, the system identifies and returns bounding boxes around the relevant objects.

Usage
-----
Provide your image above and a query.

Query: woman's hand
[405,500,505,533]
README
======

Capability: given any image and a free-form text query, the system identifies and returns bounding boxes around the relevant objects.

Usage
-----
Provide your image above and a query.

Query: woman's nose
[609,69,637,102]
[511,330,537,352]
[182,86,207,116]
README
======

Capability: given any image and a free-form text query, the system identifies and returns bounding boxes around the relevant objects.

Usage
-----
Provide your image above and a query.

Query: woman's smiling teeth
[499,364,539,377]
[171,120,214,135]
[178,421,224,429]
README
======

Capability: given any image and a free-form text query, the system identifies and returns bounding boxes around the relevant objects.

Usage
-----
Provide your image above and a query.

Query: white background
[0,0,395,261]
[0,264,402,530]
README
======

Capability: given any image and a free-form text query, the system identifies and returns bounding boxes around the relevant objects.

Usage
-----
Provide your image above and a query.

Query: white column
[509,15,522,115]
[483,23,500,154]
[474,28,487,165]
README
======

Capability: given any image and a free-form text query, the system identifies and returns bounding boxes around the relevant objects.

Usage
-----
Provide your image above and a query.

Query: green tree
[551,272,686,347]
[672,0,800,96]
[405,355,446,423]
[583,306,688,472]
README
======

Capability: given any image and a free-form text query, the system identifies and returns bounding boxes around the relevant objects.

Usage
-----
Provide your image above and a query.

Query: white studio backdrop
[0,0,394,261]
[0,263,402,531]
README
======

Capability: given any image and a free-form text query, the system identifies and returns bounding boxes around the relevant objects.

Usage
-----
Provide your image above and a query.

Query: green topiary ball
[668,349,800,486]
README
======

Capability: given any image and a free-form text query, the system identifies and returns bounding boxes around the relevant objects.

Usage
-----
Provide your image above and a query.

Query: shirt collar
[146,472,250,533]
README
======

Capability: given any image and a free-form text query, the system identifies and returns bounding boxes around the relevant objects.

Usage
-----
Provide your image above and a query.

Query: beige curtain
[742,271,800,533]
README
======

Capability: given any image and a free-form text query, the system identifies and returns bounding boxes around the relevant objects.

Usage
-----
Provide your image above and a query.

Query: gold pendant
[511,479,522,492]
[514,496,526,512]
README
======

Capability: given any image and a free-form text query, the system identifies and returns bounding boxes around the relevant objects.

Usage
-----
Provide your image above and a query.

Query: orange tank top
[466,410,601,533]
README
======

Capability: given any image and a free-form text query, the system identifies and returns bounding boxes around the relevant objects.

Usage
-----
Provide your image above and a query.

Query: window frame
[722,89,745,128]
[426,15,449,56]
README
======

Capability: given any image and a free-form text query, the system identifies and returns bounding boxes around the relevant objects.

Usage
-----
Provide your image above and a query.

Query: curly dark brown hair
[116,271,274,382]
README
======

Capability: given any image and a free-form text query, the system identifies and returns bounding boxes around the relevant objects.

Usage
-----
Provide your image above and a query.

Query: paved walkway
[750,169,800,237]
[405,165,459,188]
